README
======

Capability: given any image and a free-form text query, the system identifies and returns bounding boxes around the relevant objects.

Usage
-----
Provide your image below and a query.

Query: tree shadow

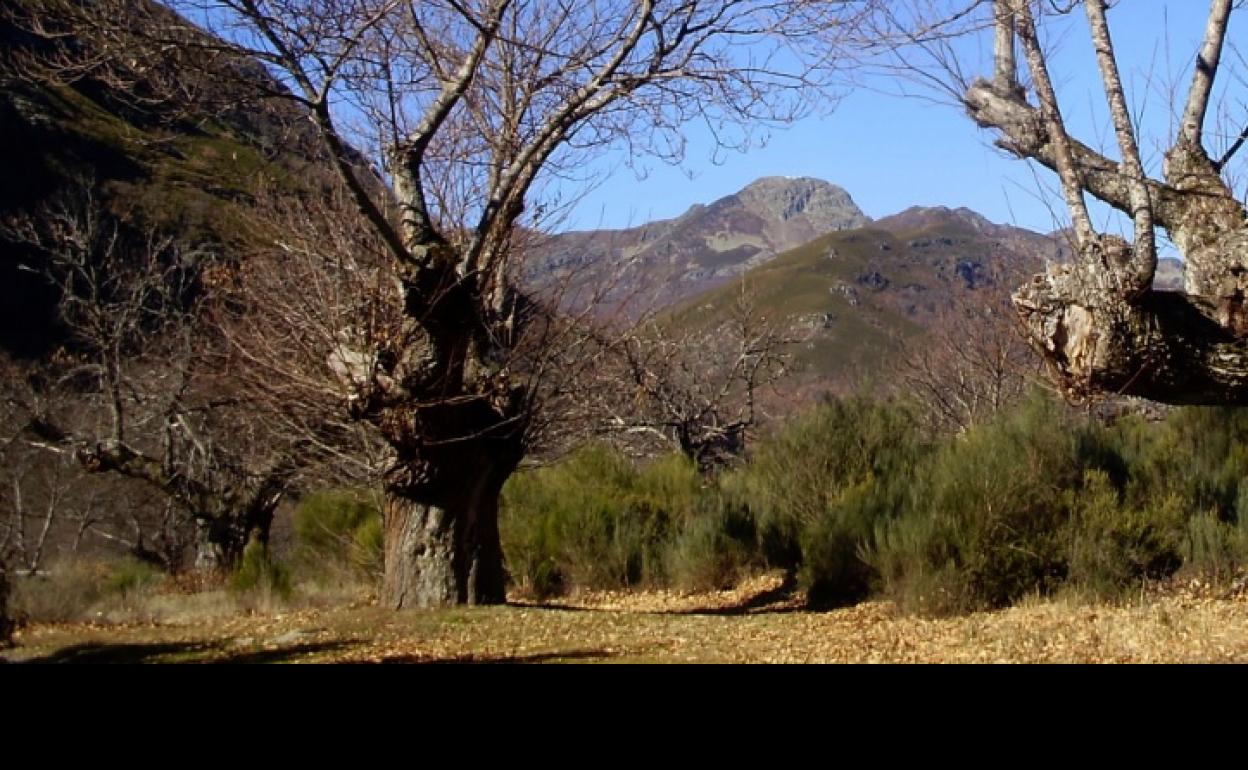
[671,573,805,616]
[510,572,807,617]
[23,639,355,664]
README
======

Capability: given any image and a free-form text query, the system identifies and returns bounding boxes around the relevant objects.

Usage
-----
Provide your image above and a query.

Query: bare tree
[48,0,873,608]
[579,284,799,472]
[4,191,301,573]
[867,1,1248,406]
[891,263,1038,435]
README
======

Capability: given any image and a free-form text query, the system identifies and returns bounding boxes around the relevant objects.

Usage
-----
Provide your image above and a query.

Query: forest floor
[5,573,1248,663]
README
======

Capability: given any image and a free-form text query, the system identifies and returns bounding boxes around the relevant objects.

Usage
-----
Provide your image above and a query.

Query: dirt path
[5,575,1248,663]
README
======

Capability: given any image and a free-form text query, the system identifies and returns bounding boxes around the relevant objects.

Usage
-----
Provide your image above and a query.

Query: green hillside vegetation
[667,216,1035,379]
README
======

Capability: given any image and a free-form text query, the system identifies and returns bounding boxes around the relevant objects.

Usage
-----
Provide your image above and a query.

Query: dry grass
[5,573,1248,663]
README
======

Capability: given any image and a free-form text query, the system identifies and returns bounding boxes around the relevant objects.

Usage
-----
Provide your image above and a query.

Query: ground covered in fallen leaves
[5,574,1248,663]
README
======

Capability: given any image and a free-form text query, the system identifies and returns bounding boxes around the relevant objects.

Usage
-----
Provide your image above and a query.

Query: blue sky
[561,1,1241,239]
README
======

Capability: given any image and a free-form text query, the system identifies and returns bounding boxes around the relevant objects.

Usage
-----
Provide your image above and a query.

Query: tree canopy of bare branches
[578,284,799,472]
[46,0,872,608]
[3,191,309,572]
[865,1,1248,406]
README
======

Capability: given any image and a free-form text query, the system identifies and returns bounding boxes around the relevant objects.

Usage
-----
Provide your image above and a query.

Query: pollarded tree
[871,1,1248,405]
[90,0,870,608]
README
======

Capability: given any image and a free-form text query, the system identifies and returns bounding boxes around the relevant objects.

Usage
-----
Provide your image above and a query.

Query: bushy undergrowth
[14,397,1246,624]
[292,488,384,582]
[229,538,293,601]
[501,447,745,596]
[11,557,172,623]
[503,394,1248,614]
[723,398,923,605]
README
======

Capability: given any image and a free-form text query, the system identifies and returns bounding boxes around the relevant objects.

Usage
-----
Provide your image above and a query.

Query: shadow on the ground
[376,648,621,664]
[512,571,805,617]
[22,639,355,664]
[673,572,803,616]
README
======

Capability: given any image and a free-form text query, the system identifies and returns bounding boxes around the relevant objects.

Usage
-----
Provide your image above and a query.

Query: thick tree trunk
[0,563,12,647]
[381,452,513,609]
[192,507,276,574]
[1016,265,1248,404]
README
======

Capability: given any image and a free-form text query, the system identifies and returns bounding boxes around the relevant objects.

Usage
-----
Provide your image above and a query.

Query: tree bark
[964,46,1248,406]
[0,563,12,647]
[381,449,515,609]
[359,257,529,609]
[1015,247,1248,405]
[191,502,277,574]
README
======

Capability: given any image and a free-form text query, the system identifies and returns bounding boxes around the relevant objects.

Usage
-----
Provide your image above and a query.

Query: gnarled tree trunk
[376,382,526,608]
[357,254,529,609]
[192,502,278,574]
[382,456,514,608]
[965,1,1248,405]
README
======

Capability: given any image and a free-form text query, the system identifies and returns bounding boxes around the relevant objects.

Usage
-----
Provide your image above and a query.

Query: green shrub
[663,504,758,592]
[501,446,710,596]
[293,488,384,580]
[1063,472,1184,599]
[497,396,1248,612]
[105,558,166,596]
[726,397,925,602]
[798,477,891,605]
[868,396,1096,614]
[1116,407,1248,519]
[1182,511,1248,581]
[230,538,293,601]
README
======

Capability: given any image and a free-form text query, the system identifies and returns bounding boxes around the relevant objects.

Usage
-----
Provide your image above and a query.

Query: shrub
[868,396,1095,614]
[501,446,710,596]
[1116,407,1248,519]
[230,538,293,601]
[1063,472,1184,599]
[9,557,173,623]
[663,504,758,592]
[106,558,166,596]
[1182,511,1248,582]
[293,488,384,580]
[725,397,925,603]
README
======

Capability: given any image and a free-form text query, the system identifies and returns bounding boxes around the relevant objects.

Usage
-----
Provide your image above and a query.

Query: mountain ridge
[532,176,871,310]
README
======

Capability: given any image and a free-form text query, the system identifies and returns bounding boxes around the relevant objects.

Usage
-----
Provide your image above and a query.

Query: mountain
[665,205,1061,394]
[0,0,348,357]
[531,176,870,311]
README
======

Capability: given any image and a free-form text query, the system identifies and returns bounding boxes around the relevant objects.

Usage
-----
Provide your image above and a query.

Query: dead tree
[892,264,1038,435]
[580,285,799,472]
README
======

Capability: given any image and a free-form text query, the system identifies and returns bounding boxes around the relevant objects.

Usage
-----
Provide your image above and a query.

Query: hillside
[665,205,1060,391]
[0,0,346,357]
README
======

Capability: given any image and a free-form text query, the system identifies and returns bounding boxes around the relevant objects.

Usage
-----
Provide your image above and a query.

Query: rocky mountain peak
[734,176,869,231]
